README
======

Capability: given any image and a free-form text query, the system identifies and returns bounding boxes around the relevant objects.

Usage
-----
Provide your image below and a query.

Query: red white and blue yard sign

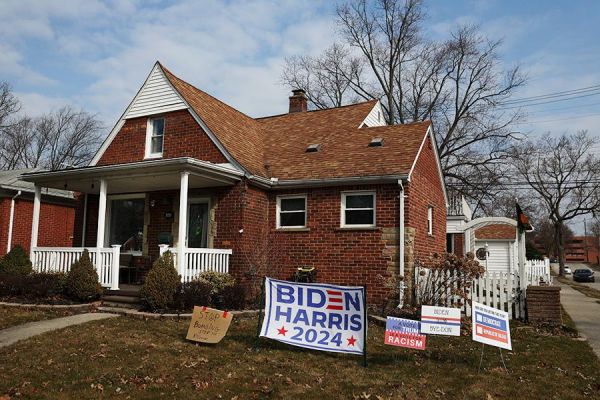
[259,277,366,355]
[384,317,426,350]
[471,301,512,350]
[420,305,461,336]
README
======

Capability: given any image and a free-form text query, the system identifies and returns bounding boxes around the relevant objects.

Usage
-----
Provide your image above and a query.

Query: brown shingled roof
[161,64,431,181]
[475,224,517,240]
[260,111,430,180]
[162,65,266,176]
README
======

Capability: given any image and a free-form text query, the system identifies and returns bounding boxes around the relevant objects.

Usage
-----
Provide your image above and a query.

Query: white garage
[474,240,516,273]
[465,217,519,274]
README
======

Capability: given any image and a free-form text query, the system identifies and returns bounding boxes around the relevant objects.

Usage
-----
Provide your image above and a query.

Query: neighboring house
[22,62,447,304]
[446,195,521,273]
[0,169,76,257]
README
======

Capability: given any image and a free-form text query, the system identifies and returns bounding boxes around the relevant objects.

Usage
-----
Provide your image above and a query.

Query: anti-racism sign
[384,317,426,350]
[259,277,366,355]
[420,305,461,336]
[472,301,512,350]
[186,306,233,344]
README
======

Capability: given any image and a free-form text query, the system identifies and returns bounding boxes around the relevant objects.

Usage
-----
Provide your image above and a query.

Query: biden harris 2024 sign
[259,278,366,355]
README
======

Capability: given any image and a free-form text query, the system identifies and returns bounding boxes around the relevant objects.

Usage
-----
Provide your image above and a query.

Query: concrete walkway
[558,281,600,358]
[0,313,118,348]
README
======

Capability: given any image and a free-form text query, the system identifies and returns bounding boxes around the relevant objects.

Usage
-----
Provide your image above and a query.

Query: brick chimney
[289,89,308,113]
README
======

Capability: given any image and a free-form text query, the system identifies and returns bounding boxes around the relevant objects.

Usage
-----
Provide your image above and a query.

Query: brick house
[0,169,76,257]
[22,62,447,305]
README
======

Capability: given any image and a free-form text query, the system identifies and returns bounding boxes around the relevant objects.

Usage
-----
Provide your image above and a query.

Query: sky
[2,0,600,230]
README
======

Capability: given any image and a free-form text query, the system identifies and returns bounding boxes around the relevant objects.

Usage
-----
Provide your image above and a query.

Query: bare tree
[282,44,363,109]
[511,131,600,275]
[0,81,103,171]
[532,218,575,259]
[281,0,526,212]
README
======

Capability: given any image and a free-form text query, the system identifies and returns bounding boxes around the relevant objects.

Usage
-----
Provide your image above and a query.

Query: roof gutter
[248,174,409,189]
[21,158,244,183]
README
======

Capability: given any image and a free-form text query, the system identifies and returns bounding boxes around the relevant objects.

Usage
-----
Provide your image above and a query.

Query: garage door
[475,241,512,273]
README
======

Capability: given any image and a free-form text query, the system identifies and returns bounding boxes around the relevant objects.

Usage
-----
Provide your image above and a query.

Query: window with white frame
[427,205,433,235]
[146,117,165,158]
[341,191,376,227]
[277,195,307,228]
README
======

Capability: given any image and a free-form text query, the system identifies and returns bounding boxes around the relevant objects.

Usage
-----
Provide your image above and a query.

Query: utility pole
[585,218,589,263]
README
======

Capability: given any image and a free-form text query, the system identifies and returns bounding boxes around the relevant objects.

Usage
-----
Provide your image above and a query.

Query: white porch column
[177,171,189,277]
[96,179,108,248]
[30,185,41,257]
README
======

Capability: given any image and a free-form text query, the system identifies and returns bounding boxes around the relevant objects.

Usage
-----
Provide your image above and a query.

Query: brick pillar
[526,286,561,323]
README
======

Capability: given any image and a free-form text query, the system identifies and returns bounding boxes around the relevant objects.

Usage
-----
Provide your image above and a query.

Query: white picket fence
[415,258,551,320]
[31,246,121,290]
[525,258,552,285]
[159,245,232,282]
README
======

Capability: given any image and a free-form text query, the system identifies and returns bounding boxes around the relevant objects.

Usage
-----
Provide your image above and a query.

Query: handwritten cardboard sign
[186,306,233,344]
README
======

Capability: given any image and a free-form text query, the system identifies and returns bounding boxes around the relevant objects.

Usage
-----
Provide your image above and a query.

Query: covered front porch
[22,158,243,290]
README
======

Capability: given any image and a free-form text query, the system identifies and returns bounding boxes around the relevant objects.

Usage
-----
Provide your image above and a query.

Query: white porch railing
[159,245,232,282]
[31,246,121,290]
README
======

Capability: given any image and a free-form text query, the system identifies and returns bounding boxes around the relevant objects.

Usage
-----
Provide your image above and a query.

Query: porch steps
[101,285,142,310]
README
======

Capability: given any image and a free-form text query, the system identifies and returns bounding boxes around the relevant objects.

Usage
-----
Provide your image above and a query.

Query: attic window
[306,144,321,153]
[369,138,384,147]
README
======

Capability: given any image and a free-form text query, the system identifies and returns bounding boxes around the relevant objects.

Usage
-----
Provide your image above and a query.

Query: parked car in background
[564,266,572,275]
[573,269,595,282]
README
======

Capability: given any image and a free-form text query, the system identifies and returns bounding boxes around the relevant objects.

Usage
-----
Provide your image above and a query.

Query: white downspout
[398,179,406,308]
[7,190,22,253]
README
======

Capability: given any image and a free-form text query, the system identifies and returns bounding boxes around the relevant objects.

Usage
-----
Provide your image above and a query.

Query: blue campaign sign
[259,277,366,355]
[471,301,512,350]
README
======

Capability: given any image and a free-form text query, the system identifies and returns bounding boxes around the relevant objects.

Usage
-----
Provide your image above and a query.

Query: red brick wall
[453,233,465,257]
[0,199,10,253]
[527,286,561,323]
[265,184,400,303]
[404,136,447,261]
[0,197,75,257]
[97,109,228,165]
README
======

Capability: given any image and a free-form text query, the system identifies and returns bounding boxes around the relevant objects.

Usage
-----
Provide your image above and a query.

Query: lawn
[0,306,78,330]
[1,315,599,399]
[557,276,600,299]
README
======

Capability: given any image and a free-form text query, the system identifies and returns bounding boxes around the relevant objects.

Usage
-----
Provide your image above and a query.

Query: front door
[187,201,209,248]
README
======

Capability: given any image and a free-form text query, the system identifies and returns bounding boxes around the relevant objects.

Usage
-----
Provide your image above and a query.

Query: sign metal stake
[255,276,266,348]
[363,284,367,368]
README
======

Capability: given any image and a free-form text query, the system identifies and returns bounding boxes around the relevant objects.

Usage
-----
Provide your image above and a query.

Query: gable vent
[306,143,321,153]
[369,138,384,147]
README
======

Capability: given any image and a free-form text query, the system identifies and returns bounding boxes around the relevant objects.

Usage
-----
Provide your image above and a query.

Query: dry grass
[0,306,77,330]
[557,276,600,299]
[1,314,599,399]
